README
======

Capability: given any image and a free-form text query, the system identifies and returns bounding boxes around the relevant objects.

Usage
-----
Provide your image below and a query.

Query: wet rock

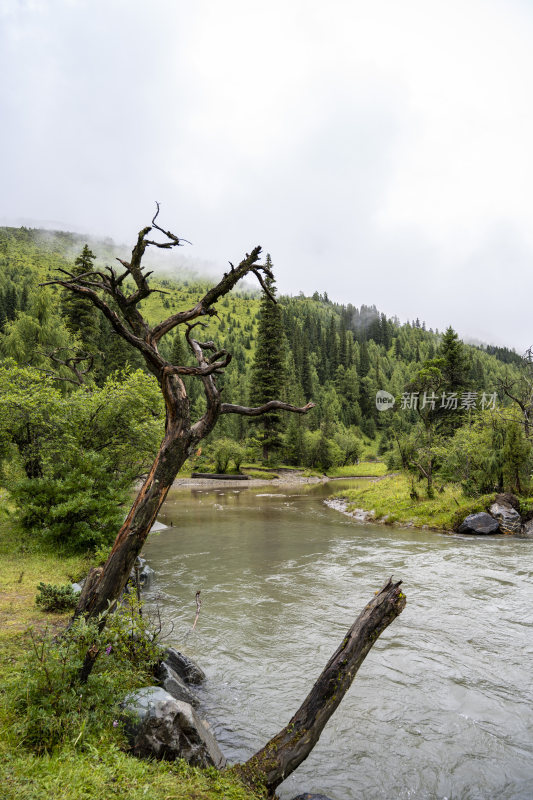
[156,662,198,706]
[494,493,521,512]
[291,794,335,800]
[520,518,533,537]
[457,512,500,535]
[130,557,155,589]
[489,502,522,534]
[138,564,154,588]
[121,687,225,768]
[163,647,206,685]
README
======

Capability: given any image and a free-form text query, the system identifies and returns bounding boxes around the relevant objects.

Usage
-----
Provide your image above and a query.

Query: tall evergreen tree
[62,244,101,354]
[439,326,469,390]
[170,330,187,365]
[249,256,286,460]
[359,339,370,377]
[301,338,313,400]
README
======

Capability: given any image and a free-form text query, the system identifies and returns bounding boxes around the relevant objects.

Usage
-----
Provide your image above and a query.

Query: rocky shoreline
[172,472,324,489]
[123,645,334,799]
[324,497,377,524]
[325,492,533,537]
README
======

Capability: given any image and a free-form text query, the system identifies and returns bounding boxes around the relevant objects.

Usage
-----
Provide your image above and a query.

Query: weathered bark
[238,578,406,796]
[74,371,195,620]
[43,208,314,661]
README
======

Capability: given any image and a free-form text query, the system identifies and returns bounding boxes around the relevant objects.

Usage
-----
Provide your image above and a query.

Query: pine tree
[439,326,469,390]
[62,245,101,353]
[249,257,286,460]
[502,422,531,494]
[359,339,370,377]
[301,338,313,401]
[170,330,186,365]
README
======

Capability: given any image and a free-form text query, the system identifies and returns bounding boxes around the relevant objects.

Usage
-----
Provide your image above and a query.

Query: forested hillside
[0,226,530,548]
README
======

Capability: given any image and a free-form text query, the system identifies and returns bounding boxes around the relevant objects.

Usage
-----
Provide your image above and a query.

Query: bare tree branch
[149,201,192,247]
[150,247,269,342]
[220,400,315,416]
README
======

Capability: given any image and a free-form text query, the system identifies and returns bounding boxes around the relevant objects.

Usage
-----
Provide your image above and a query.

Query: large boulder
[457,512,500,535]
[489,501,522,534]
[156,662,198,706]
[121,687,225,768]
[163,647,206,685]
[520,517,533,537]
[291,795,335,800]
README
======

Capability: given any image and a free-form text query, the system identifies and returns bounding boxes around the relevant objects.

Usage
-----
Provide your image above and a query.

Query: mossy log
[238,578,406,796]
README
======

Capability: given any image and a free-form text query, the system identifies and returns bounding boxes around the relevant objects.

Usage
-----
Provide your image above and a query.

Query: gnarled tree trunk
[45,208,314,679]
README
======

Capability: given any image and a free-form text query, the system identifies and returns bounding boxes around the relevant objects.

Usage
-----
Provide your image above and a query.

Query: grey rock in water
[520,517,533,537]
[138,563,154,588]
[291,794,336,800]
[156,662,198,706]
[457,512,500,535]
[121,687,225,768]
[489,502,522,534]
[163,646,206,685]
[130,557,155,589]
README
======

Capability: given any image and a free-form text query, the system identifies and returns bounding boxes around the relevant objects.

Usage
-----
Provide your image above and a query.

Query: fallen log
[237,578,406,796]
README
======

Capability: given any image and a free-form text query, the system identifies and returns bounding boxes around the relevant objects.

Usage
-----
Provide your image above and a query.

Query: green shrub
[12,452,127,552]
[11,596,160,754]
[213,438,246,473]
[35,582,78,612]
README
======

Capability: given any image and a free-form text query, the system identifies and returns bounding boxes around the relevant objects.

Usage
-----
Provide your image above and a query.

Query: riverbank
[172,462,388,489]
[0,518,263,800]
[329,473,495,531]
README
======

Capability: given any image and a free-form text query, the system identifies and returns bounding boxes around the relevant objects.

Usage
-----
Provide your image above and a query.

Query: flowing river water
[143,480,533,800]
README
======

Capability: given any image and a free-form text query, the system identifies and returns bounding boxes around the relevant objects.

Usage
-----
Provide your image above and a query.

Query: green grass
[334,473,494,530]
[0,515,88,640]
[1,749,261,800]
[326,462,389,478]
[242,469,278,480]
[0,515,264,800]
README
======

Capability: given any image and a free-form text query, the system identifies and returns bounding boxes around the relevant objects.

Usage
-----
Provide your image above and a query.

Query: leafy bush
[213,438,246,473]
[35,582,78,612]
[11,596,160,754]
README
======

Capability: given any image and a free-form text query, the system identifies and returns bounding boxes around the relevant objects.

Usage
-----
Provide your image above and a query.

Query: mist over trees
[0,224,531,560]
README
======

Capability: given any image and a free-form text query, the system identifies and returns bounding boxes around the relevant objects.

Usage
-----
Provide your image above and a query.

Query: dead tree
[35,347,95,386]
[498,348,533,439]
[44,207,314,634]
[238,578,406,796]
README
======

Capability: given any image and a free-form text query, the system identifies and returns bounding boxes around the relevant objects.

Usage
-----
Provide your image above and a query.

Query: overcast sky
[1,0,532,351]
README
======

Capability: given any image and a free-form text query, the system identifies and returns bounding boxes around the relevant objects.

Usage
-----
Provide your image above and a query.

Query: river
[143,480,533,800]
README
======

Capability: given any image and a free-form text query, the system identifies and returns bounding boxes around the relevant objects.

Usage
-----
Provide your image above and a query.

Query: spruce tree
[359,339,370,377]
[170,330,186,365]
[249,256,286,460]
[439,326,469,390]
[301,338,313,400]
[62,245,101,353]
